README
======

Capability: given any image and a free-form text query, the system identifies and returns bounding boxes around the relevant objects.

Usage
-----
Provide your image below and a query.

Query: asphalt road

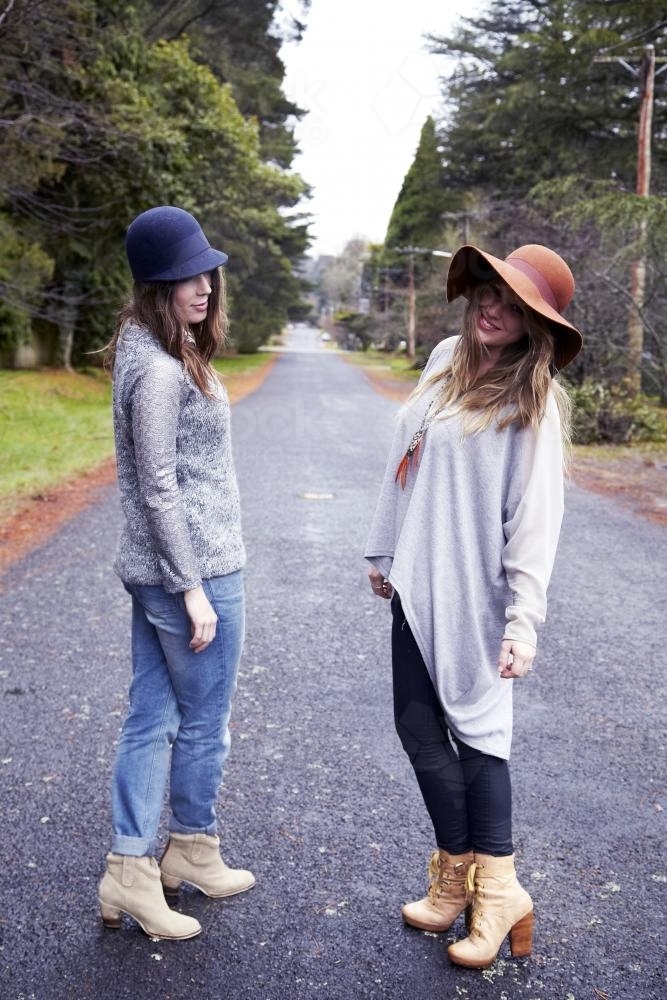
[1,324,665,1000]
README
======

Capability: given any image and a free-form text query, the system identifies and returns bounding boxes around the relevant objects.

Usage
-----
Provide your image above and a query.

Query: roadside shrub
[569,380,667,444]
[333,310,372,350]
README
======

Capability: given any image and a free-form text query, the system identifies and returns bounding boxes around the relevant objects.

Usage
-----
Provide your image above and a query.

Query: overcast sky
[279,0,482,257]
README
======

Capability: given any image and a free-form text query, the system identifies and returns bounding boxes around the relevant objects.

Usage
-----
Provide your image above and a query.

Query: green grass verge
[212,353,272,377]
[0,368,114,517]
[0,353,272,517]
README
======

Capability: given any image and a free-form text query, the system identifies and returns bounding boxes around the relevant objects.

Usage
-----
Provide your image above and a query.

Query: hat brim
[146,246,229,283]
[446,245,582,370]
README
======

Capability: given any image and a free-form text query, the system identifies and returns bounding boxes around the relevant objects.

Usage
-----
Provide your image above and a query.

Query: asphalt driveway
[1,325,665,999]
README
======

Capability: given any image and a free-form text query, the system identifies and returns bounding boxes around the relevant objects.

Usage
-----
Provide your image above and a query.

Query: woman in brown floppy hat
[365,243,582,969]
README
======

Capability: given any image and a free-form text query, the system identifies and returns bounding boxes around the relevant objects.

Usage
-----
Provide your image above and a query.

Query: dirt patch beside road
[572,450,667,527]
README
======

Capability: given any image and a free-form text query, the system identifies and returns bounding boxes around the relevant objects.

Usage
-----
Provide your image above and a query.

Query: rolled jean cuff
[168,819,217,836]
[110,834,154,857]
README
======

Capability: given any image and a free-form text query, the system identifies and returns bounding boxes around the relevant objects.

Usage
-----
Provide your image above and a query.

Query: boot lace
[426,851,444,902]
[465,861,485,935]
[427,851,465,903]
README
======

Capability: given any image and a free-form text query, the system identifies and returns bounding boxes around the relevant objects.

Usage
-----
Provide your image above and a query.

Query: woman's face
[173,272,214,326]
[476,280,528,352]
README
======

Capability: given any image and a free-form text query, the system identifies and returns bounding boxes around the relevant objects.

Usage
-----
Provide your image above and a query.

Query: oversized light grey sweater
[112,323,245,593]
[365,336,564,758]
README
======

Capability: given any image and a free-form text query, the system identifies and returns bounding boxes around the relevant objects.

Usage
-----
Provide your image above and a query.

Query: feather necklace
[394,397,437,489]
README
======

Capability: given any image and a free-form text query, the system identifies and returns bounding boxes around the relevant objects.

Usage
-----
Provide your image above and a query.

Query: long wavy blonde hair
[413,282,571,445]
[105,268,229,398]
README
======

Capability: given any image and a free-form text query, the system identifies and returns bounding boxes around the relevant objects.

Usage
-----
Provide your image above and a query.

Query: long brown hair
[105,268,229,397]
[414,282,571,444]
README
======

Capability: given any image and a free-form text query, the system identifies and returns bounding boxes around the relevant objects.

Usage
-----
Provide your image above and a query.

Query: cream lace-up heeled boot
[447,852,533,968]
[402,849,474,931]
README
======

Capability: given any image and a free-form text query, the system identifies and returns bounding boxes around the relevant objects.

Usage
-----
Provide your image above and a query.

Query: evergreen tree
[380,117,461,354]
[143,0,308,168]
[384,117,456,261]
[428,0,667,394]
[430,0,667,196]
[140,1,312,351]
[0,0,310,363]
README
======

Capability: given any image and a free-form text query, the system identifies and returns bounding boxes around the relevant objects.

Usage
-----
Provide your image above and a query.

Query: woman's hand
[184,586,218,653]
[498,638,535,678]
[369,568,393,599]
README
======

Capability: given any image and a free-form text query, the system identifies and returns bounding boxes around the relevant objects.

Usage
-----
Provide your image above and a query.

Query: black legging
[391,593,513,856]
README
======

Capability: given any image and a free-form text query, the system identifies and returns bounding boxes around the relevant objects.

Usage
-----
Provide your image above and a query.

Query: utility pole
[442,209,483,245]
[393,247,452,359]
[406,251,416,361]
[630,45,654,395]
[595,45,667,393]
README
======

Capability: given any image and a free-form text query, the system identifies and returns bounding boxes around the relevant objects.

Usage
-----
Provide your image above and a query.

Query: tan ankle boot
[98,853,201,940]
[447,852,533,968]
[402,849,474,931]
[160,833,255,898]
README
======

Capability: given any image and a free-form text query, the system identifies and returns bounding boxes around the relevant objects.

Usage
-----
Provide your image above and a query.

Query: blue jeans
[110,570,245,856]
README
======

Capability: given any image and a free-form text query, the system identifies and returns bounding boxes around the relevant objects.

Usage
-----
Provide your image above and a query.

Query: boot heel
[161,873,181,896]
[509,910,533,957]
[99,900,122,928]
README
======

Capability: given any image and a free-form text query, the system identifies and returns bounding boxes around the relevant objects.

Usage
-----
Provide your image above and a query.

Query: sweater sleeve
[501,392,564,648]
[130,356,202,592]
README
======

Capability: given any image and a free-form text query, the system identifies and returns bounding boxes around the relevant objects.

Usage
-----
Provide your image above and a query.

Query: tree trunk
[54,279,79,371]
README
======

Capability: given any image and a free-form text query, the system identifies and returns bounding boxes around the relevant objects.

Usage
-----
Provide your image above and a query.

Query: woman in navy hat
[98,207,254,940]
[365,243,582,969]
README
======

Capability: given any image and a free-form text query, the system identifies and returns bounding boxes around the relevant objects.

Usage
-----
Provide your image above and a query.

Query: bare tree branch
[0,0,16,30]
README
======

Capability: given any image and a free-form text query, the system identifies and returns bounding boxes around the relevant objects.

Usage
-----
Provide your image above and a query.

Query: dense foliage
[429,0,667,401]
[0,0,310,364]
[433,0,667,195]
[358,0,667,419]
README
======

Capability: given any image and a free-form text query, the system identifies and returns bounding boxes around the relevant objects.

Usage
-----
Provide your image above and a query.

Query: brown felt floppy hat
[446,244,583,370]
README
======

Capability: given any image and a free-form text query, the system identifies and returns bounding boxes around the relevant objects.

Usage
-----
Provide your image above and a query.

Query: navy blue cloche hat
[125,206,228,283]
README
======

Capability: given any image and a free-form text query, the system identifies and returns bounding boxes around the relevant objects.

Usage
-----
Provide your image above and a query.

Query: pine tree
[384,117,455,260]
[427,0,667,394]
[430,0,667,196]
[378,118,461,356]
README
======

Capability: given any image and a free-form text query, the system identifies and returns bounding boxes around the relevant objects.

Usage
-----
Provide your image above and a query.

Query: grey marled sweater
[112,323,245,593]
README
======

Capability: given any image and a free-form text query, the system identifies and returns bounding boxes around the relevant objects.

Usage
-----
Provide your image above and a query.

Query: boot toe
[401,898,460,932]
[207,867,256,898]
[140,913,202,941]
